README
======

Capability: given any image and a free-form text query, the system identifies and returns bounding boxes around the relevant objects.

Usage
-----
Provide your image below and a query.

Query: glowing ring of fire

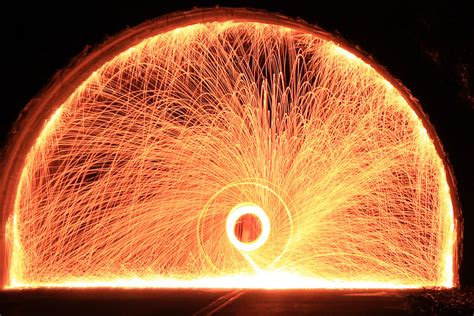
[226,203,271,252]
[197,179,294,273]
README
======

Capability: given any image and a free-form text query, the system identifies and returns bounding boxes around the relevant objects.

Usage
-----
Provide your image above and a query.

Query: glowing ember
[3,19,457,289]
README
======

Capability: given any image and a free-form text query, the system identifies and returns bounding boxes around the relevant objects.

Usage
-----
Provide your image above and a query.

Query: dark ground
[0,288,473,315]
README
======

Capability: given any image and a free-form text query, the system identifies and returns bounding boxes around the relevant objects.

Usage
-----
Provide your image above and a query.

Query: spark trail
[5,21,456,289]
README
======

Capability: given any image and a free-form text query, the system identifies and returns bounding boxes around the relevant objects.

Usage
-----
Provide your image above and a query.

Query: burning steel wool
[3,19,458,289]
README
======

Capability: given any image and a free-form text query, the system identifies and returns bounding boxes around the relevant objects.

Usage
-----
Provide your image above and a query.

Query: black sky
[4,1,474,286]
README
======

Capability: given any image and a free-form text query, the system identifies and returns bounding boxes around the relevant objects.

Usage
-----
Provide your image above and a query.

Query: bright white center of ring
[226,203,271,252]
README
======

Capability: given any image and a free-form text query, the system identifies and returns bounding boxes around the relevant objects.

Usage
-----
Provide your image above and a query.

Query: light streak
[3,20,457,289]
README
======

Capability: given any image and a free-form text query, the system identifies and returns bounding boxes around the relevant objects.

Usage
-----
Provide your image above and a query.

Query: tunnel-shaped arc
[0,9,459,289]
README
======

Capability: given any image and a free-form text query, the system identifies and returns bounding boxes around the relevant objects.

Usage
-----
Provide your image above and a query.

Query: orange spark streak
[2,18,458,289]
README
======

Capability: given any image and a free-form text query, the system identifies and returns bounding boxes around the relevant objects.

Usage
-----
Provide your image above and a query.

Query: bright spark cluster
[6,22,456,289]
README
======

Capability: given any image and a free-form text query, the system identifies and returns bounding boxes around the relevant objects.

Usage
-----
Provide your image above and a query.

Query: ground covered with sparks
[6,21,456,289]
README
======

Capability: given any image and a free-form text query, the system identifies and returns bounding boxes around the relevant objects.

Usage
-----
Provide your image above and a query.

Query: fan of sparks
[6,21,457,289]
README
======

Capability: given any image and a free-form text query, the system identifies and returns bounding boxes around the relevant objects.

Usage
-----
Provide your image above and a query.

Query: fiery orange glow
[3,19,458,289]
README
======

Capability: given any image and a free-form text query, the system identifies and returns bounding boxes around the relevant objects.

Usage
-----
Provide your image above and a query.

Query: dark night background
[2,1,473,312]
